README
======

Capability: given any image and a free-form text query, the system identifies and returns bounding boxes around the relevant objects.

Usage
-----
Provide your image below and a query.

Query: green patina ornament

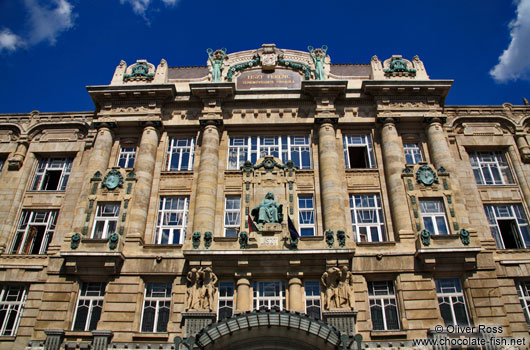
[124,61,154,79]
[240,160,254,172]
[203,231,213,249]
[337,230,346,247]
[126,170,136,180]
[91,171,102,181]
[460,229,470,245]
[227,56,260,81]
[251,192,283,224]
[108,233,119,250]
[71,233,81,249]
[290,234,299,250]
[192,232,201,249]
[308,45,328,80]
[437,166,448,175]
[325,229,334,248]
[277,57,311,80]
[384,56,416,74]
[239,231,249,249]
[420,229,431,246]
[103,169,123,190]
[207,48,227,83]
[402,166,413,175]
[416,165,438,186]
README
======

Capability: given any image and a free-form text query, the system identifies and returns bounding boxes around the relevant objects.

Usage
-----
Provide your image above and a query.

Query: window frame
[155,197,189,245]
[419,198,450,236]
[166,137,195,171]
[140,282,172,333]
[217,281,234,321]
[298,195,316,236]
[403,143,424,165]
[72,282,106,332]
[343,135,375,169]
[224,196,241,238]
[484,204,530,249]
[517,280,530,325]
[0,285,27,336]
[304,281,321,320]
[469,151,514,185]
[368,281,400,331]
[435,278,470,327]
[349,194,386,242]
[91,202,120,239]
[31,157,72,191]
[117,146,136,169]
[252,281,286,311]
[11,210,58,255]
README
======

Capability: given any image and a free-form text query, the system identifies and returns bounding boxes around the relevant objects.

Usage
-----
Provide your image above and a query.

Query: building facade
[0,44,530,350]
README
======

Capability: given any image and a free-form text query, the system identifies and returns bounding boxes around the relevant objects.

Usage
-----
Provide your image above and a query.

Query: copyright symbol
[435,325,443,333]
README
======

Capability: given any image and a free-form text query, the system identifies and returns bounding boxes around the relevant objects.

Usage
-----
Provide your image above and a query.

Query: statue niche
[186,267,218,312]
[321,266,355,310]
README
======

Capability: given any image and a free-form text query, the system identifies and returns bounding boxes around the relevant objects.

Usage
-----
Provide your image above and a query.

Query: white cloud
[24,0,76,45]
[120,0,179,17]
[161,0,179,5]
[0,29,25,52]
[490,0,530,82]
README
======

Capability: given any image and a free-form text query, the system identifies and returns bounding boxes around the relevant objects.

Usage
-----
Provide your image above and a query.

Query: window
[0,157,5,171]
[420,199,449,235]
[218,282,234,321]
[0,285,27,336]
[469,151,513,185]
[349,194,386,242]
[72,282,106,331]
[403,143,423,164]
[227,136,311,170]
[91,203,120,239]
[11,210,58,254]
[368,281,400,331]
[166,137,195,171]
[435,279,469,326]
[117,147,136,168]
[517,281,530,325]
[253,281,286,311]
[224,196,241,238]
[304,281,321,320]
[141,283,171,333]
[343,135,375,168]
[298,195,315,236]
[485,204,530,249]
[155,197,189,244]
[31,157,72,191]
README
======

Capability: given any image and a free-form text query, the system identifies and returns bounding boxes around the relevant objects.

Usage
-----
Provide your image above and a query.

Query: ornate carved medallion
[103,170,123,190]
[416,165,438,186]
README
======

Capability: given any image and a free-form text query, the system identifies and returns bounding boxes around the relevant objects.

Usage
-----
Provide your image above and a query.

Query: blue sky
[1,0,529,113]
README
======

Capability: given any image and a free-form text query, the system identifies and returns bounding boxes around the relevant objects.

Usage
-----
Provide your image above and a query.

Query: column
[288,277,304,312]
[192,122,220,235]
[7,141,28,170]
[235,277,251,313]
[425,118,454,172]
[128,123,159,236]
[318,120,347,232]
[516,135,530,161]
[380,118,412,236]
[72,125,113,234]
[508,144,530,209]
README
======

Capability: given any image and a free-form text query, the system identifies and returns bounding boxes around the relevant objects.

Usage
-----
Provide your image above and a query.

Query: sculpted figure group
[186,267,218,312]
[321,266,355,310]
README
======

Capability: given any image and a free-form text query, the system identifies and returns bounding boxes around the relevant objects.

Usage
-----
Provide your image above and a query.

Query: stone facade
[0,44,529,349]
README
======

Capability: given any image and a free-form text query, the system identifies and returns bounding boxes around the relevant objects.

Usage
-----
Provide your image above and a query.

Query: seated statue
[251,192,283,224]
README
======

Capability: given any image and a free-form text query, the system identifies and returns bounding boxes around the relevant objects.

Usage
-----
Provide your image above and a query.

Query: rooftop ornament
[207,48,227,82]
[384,56,417,76]
[308,45,328,80]
[123,61,154,81]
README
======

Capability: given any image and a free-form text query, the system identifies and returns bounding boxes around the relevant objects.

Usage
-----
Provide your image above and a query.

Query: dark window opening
[498,219,522,249]
[42,170,61,190]
[348,146,368,168]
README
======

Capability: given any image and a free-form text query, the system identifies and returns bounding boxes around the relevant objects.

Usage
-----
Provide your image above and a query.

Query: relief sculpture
[186,267,218,312]
[321,266,355,310]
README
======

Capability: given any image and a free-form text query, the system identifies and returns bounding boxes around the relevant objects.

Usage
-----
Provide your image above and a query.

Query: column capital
[315,117,338,126]
[199,119,223,127]
[140,120,162,128]
[92,121,117,130]
[376,116,400,125]
[424,116,447,125]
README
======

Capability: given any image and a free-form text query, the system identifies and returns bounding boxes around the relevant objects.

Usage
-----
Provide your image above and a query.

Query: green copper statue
[252,192,283,224]
[308,45,328,80]
[207,48,227,82]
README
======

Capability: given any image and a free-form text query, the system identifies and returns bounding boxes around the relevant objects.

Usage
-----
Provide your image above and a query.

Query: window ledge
[300,236,323,241]
[370,330,407,338]
[345,168,378,172]
[132,333,169,341]
[143,244,183,249]
[82,238,109,243]
[160,171,194,175]
[477,184,517,187]
[0,336,16,342]
[356,241,396,246]
[430,234,460,241]
[25,190,66,193]
[214,237,238,242]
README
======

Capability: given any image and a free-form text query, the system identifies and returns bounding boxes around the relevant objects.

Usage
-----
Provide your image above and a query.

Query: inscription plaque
[237,69,301,90]
[259,237,279,246]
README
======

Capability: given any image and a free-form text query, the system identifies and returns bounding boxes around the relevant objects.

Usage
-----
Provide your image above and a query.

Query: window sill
[214,237,238,242]
[143,244,183,248]
[160,171,194,175]
[25,190,66,193]
[345,168,378,172]
[430,234,459,241]
[300,236,323,241]
[0,336,16,342]
[82,238,109,243]
[132,333,169,341]
[356,241,396,246]
[370,330,407,338]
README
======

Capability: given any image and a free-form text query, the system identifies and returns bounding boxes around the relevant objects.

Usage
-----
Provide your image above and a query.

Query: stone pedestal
[322,310,358,336]
[44,329,65,350]
[182,311,217,337]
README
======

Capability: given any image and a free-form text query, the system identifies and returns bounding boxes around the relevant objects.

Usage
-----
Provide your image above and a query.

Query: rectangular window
[227,136,311,170]
[368,281,400,331]
[141,283,171,333]
[0,157,5,171]
[298,195,315,236]
[0,285,27,336]
[218,282,234,321]
[485,204,530,249]
[117,147,136,168]
[11,210,58,255]
[420,199,449,235]
[517,281,530,325]
[155,197,189,244]
[304,281,321,320]
[435,279,470,326]
[166,137,195,171]
[91,203,120,239]
[72,282,106,331]
[403,143,423,164]
[253,281,286,311]
[224,196,241,238]
[31,157,72,191]
[469,151,514,185]
[349,194,386,242]
[343,135,375,169]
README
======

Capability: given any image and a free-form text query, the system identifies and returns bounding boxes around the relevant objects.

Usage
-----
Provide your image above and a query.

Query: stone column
[72,125,113,234]
[192,122,220,235]
[516,135,530,162]
[235,277,251,313]
[7,141,28,170]
[508,144,530,209]
[318,120,347,232]
[288,277,304,312]
[425,118,454,172]
[380,118,412,236]
[128,123,159,236]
